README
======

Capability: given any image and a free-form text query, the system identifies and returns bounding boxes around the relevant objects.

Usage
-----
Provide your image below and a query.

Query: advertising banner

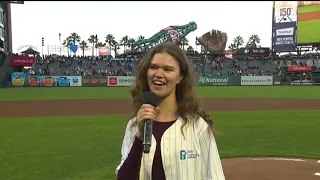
[198,76,240,86]
[241,76,273,86]
[288,66,312,72]
[235,48,270,56]
[67,76,82,86]
[11,72,27,87]
[11,56,36,67]
[26,76,82,87]
[273,22,297,52]
[290,79,313,86]
[82,77,108,87]
[98,45,111,56]
[273,1,298,23]
[107,76,135,86]
[10,1,24,4]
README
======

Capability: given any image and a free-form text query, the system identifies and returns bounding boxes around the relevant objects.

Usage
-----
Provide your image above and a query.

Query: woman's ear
[177,76,183,84]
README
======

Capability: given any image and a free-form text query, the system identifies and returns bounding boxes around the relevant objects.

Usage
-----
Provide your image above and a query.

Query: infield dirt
[298,11,320,21]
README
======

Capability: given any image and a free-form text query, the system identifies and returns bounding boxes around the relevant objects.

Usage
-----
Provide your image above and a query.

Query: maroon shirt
[117,120,176,180]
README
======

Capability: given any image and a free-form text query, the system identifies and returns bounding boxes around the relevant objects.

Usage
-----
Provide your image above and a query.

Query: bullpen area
[0,87,320,180]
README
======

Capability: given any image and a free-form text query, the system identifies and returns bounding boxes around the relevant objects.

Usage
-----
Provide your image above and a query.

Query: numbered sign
[274,1,298,17]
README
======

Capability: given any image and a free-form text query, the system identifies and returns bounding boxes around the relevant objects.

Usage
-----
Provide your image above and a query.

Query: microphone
[141,91,160,153]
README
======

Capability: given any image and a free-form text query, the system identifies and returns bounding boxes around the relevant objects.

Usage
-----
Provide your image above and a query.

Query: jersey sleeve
[115,118,138,176]
[199,127,226,180]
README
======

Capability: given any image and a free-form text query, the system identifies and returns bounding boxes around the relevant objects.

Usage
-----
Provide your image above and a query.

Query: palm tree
[246,34,261,48]
[186,45,194,52]
[232,35,244,50]
[105,34,115,53]
[137,35,145,40]
[120,35,129,53]
[62,37,73,56]
[69,32,81,45]
[127,38,136,51]
[88,34,98,56]
[228,43,237,50]
[111,40,120,57]
[79,40,88,57]
[180,37,189,50]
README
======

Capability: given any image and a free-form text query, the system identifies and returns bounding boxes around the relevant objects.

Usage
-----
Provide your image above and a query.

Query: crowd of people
[11,50,319,78]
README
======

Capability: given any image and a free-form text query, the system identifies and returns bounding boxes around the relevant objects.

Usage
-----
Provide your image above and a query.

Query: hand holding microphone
[136,91,160,153]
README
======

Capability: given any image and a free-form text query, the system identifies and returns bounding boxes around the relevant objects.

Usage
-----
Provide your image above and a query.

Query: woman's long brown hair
[129,42,216,136]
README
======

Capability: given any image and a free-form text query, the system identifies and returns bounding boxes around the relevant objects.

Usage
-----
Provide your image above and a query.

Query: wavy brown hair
[130,42,216,136]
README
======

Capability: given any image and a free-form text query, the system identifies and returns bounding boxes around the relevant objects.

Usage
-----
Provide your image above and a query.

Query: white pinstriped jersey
[115,116,225,180]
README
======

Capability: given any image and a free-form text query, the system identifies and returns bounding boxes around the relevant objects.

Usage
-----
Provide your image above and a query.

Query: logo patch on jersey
[179,150,200,160]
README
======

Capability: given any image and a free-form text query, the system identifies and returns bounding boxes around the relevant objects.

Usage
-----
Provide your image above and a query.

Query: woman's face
[147,52,182,98]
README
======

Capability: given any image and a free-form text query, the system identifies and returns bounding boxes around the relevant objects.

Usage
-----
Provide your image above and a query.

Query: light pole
[41,37,44,57]
[59,33,61,56]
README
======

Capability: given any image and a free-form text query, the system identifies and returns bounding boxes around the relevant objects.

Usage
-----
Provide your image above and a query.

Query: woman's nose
[155,68,164,77]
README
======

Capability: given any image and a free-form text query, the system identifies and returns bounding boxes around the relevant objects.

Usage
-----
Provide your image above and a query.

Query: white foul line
[315,173,320,176]
[252,158,305,162]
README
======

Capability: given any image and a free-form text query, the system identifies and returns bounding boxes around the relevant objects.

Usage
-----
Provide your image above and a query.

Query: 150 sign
[274,1,297,17]
[280,8,293,16]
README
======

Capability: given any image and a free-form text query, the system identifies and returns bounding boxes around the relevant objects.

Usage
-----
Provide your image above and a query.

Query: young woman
[115,42,225,180]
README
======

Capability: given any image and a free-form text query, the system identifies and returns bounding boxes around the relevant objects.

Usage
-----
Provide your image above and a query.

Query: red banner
[288,66,312,72]
[11,56,35,67]
[98,45,110,56]
[223,50,236,55]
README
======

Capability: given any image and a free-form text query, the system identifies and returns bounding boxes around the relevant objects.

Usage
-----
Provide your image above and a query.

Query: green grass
[297,20,320,44]
[298,4,320,14]
[0,111,319,180]
[1,86,320,101]
[213,110,320,158]
[0,115,127,180]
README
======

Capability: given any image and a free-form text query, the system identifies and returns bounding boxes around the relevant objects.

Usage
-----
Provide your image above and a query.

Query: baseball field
[297,4,320,44]
[0,86,320,180]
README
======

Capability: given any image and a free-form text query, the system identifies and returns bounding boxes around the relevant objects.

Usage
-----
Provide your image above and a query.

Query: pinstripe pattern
[115,119,137,176]
[116,117,225,180]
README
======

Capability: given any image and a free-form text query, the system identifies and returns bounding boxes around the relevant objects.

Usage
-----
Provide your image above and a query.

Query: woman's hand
[136,104,160,139]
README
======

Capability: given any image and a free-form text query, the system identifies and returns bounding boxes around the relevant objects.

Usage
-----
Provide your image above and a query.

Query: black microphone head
[142,91,160,107]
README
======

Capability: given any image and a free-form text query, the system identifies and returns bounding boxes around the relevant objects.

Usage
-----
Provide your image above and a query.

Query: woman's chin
[149,87,167,98]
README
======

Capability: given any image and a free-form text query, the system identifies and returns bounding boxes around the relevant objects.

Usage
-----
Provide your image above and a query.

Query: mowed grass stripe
[298,4,320,14]
[212,110,320,159]
[0,110,319,180]
[1,86,320,101]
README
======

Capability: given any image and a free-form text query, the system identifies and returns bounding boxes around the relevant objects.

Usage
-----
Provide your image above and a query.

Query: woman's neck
[155,93,179,122]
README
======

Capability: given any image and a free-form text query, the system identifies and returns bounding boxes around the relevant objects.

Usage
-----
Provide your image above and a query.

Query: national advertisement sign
[241,76,273,86]
[11,56,36,67]
[273,21,297,52]
[107,76,136,86]
[198,76,240,86]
